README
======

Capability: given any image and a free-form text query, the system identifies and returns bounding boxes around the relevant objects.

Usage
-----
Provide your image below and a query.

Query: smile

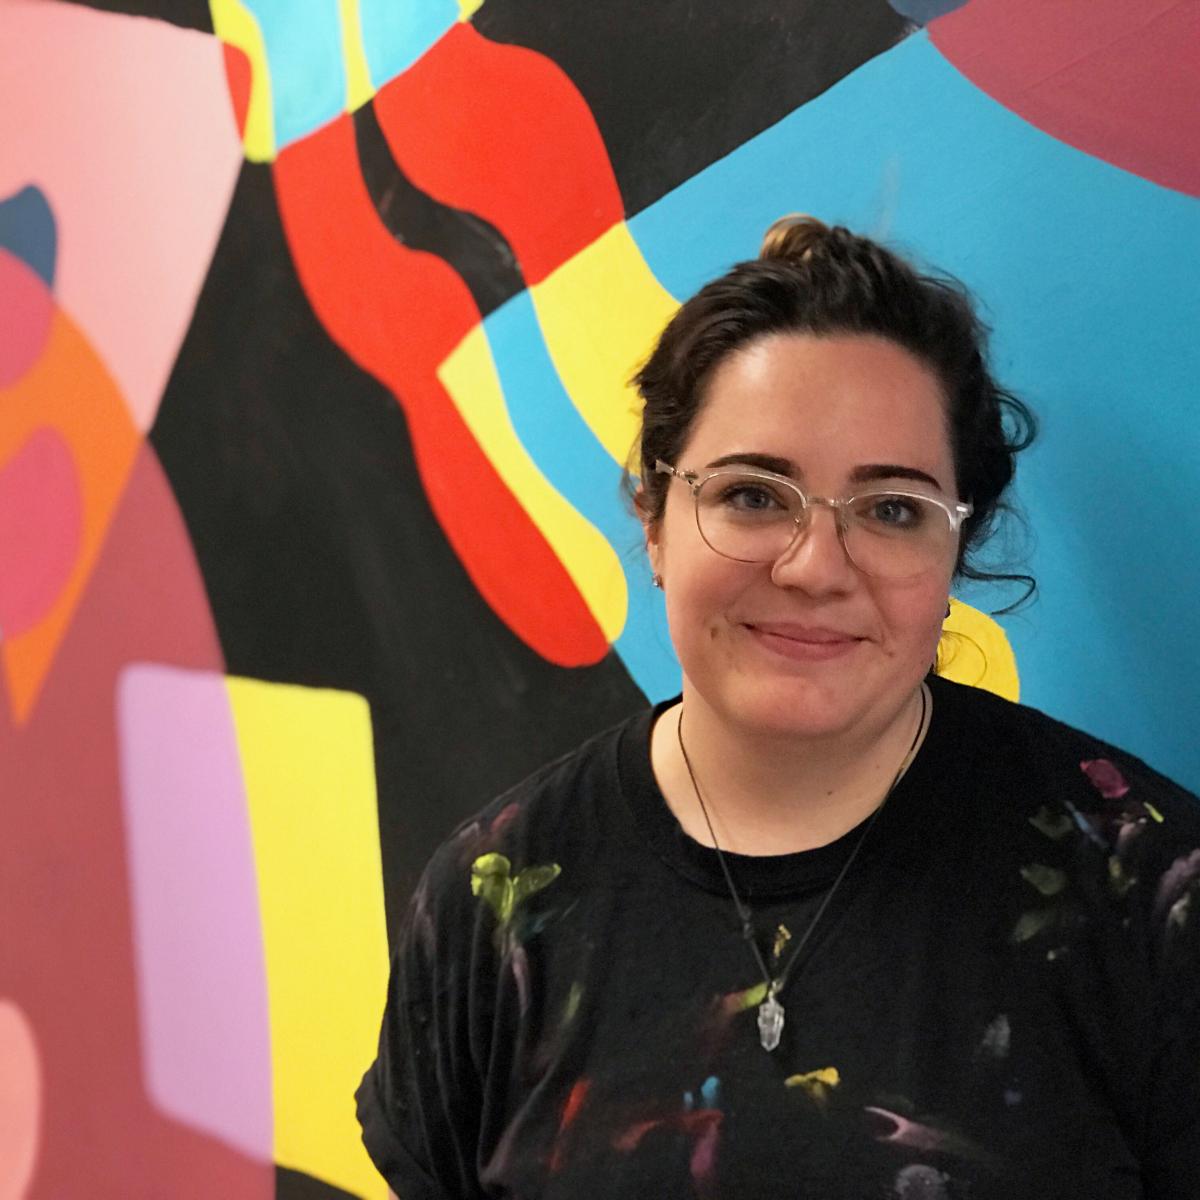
[742,622,864,662]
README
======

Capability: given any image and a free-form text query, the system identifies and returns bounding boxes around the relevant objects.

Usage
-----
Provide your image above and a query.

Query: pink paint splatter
[1081,758,1130,799]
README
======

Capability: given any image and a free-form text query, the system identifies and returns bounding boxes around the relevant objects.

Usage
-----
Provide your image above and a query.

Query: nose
[768,502,858,593]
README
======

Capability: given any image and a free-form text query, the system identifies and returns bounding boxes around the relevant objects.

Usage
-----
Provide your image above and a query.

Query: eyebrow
[703,453,946,492]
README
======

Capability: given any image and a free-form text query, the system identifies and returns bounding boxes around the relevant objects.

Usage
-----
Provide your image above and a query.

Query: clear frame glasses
[655,459,973,580]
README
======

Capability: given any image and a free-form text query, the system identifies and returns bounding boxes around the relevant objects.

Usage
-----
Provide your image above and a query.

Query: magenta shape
[0,426,82,640]
[0,248,55,387]
[930,0,1200,198]
[116,663,273,1160]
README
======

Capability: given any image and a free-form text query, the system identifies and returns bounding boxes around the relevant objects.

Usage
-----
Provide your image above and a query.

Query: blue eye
[719,483,784,511]
[856,494,929,530]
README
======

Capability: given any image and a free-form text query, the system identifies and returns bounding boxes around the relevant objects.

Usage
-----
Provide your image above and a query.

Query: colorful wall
[2,1,1197,1196]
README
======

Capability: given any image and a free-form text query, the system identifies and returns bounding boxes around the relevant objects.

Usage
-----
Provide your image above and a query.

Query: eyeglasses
[655,459,972,580]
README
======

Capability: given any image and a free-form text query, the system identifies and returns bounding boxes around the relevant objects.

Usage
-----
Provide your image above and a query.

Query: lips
[741,621,864,662]
[743,622,861,644]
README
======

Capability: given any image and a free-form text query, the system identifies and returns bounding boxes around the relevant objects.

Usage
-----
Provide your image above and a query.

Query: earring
[652,573,664,590]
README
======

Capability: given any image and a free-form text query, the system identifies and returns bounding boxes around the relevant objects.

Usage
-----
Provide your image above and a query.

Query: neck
[651,683,929,856]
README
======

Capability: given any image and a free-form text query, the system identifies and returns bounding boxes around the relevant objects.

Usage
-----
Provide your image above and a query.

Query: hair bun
[759,213,833,263]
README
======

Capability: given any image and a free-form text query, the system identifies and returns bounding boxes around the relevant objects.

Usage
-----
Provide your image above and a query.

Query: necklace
[676,682,930,1052]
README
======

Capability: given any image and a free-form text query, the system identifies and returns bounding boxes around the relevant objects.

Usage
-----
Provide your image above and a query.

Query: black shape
[58,0,213,32]
[275,1167,362,1200]
[473,0,913,218]
[354,103,525,319]
[149,162,646,946]
[276,1166,361,1200]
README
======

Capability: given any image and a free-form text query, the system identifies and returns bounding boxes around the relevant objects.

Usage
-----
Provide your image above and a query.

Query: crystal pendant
[757,994,784,1051]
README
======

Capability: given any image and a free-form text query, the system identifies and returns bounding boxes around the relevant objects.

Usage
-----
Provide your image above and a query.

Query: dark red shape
[221,42,252,141]
[272,115,606,666]
[372,23,625,285]
[930,0,1200,198]
[0,445,272,1198]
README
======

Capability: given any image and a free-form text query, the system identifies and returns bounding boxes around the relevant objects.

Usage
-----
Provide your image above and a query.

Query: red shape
[272,116,606,666]
[0,445,272,1197]
[221,42,253,141]
[930,0,1200,197]
[0,249,55,387]
[0,427,83,639]
[373,23,625,285]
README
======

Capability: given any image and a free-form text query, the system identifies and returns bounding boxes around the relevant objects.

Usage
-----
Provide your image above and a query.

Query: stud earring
[652,573,664,589]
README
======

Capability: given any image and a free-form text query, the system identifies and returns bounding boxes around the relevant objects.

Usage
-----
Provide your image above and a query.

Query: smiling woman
[357,217,1200,1199]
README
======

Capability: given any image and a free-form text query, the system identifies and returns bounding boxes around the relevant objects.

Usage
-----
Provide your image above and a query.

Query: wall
[1,1,1197,1196]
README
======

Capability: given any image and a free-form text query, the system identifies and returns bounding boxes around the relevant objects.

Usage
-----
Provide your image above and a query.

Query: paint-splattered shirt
[357,675,1200,1198]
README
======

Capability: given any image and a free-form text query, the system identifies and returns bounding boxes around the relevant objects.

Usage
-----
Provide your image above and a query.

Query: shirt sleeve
[356,851,491,1200]
[1141,838,1200,1195]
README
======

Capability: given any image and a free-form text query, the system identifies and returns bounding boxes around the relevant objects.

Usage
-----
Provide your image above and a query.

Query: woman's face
[646,332,960,742]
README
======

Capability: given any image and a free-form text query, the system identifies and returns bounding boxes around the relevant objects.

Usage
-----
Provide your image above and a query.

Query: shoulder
[929,674,1200,946]
[930,675,1196,804]
[414,706,653,922]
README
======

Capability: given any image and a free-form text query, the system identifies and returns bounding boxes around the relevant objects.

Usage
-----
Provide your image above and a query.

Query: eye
[857,493,929,530]
[713,480,791,513]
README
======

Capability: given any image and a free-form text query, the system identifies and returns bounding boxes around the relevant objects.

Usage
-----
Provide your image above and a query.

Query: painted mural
[1,0,1197,1196]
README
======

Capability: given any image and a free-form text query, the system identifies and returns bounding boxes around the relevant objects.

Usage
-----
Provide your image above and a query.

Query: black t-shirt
[356,676,1200,1198]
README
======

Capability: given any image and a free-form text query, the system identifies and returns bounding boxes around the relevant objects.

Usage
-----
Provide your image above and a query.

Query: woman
[357,217,1200,1198]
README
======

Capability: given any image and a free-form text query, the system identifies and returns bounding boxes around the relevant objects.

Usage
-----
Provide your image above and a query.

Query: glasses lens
[695,473,803,562]
[842,493,954,578]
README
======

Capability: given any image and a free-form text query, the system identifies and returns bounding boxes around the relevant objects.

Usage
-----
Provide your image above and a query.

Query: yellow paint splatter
[785,1067,841,1106]
[1108,855,1136,897]
[771,924,792,963]
[1145,801,1165,824]
[937,598,1019,700]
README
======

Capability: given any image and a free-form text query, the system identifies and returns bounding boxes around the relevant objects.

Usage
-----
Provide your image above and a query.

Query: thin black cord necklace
[676,682,929,1052]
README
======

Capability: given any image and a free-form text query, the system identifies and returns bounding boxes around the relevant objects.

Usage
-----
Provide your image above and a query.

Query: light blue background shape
[619,30,1200,790]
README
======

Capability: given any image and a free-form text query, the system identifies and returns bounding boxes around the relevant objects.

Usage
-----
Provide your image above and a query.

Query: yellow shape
[227,678,389,1200]
[210,0,275,162]
[785,1066,841,1105]
[458,0,486,17]
[438,323,627,643]
[530,221,678,466]
[937,597,1019,700]
[338,0,376,113]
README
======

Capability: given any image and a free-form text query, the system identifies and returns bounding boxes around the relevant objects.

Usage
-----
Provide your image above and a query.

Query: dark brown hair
[630,214,1036,605]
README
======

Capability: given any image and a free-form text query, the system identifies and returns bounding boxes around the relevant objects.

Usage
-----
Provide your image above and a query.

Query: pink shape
[930,0,1200,198]
[116,663,273,1161]
[0,426,83,640]
[0,1,243,429]
[0,249,54,387]
[0,999,42,1200]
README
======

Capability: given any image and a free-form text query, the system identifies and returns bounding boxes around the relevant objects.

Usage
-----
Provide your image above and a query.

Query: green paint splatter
[1107,855,1136,897]
[1144,801,1165,824]
[563,981,583,1025]
[1020,863,1067,896]
[471,852,561,927]
[1029,806,1073,840]
[1011,909,1056,944]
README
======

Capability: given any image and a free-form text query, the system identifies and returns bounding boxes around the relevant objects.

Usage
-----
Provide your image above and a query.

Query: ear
[635,486,664,578]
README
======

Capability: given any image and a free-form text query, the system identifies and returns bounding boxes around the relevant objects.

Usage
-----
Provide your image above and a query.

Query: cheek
[873,577,950,657]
